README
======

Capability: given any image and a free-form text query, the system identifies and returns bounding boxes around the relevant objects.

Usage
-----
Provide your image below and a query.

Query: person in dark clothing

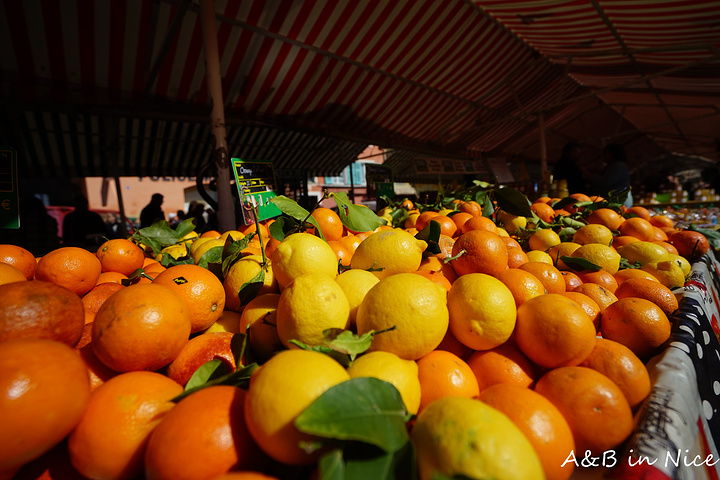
[5,196,60,256]
[140,193,165,228]
[552,142,586,194]
[62,194,109,250]
[590,143,633,207]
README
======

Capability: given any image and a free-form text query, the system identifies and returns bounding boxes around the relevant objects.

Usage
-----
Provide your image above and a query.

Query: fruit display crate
[571,251,720,479]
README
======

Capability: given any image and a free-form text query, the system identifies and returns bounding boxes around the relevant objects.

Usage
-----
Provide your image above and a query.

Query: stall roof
[1,0,718,180]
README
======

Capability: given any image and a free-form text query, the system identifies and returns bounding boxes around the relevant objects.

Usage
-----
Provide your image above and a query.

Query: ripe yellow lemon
[642,260,686,289]
[570,244,621,274]
[335,269,380,327]
[528,228,561,251]
[548,241,582,270]
[356,273,448,360]
[497,211,528,234]
[573,224,613,246]
[347,351,421,415]
[617,241,671,265]
[223,255,278,312]
[205,310,242,333]
[526,250,554,265]
[350,228,427,279]
[191,238,224,264]
[447,273,516,350]
[271,233,338,289]
[276,273,350,349]
[155,244,188,263]
[244,350,350,465]
[668,253,691,276]
[411,396,545,480]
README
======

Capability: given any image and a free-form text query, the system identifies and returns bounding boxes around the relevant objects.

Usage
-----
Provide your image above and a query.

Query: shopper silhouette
[140,193,165,228]
[62,194,108,250]
[552,142,586,194]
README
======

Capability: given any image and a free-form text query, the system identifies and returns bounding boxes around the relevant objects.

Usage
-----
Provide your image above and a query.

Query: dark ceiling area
[1,0,719,182]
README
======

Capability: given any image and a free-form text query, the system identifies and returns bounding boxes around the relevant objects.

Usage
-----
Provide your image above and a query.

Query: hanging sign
[365,163,394,199]
[232,158,282,224]
[0,148,19,229]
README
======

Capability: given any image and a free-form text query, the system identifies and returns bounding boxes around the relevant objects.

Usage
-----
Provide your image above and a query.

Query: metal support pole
[538,112,548,181]
[200,0,235,231]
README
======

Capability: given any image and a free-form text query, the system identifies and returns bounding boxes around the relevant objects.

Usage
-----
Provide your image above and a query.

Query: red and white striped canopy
[1,0,718,180]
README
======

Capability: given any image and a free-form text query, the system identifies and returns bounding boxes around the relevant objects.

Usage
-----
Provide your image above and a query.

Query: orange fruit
[534,366,634,455]
[35,246,102,296]
[600,297,671,359]
[649,214,675,229]
[612,235,640,248]
[429,215,457,238]
[651,240,678,256]
[494,268,546,307]
[478,384,576,480]
[577,269,618,293]
[311,207,344,242]
[0,338,91,472]
[458,200,483,216]
[92,283,192,372]
[145,386,265,480]
[96,238,146,276]
[561,291,602,332]
[669,230,710,261]
[82,282,125,324]
[435,328,473,360]
[238,293,283,363]
[650,226,669,241]
[613,268,659,286]
[531,202,556,223]
[618,217,656,241]
[460,215,499,235]
[200,230,222,239]
[418,255,459,284]
[414,211,441,231]
[327,239,352,267]
[506,246,529,268]
[548,242,582,270]
[615,277,679,315]
[586,208,624,231]
[450,212,474,234]
[78,343,117,392]
[627,205,651,221]
[95,271,128,285]
[414,269,452,291]
[68,371,182,480]
[0,280,85,347]
[500,236,522,249]
[515,294,597,368]
[240,221,269,241]
[518,261,565,294]
[152,264,226,333]
[450,230,508,276]
[467,343,537,392]
[572,283,618,312]
[579,337,651,409]
[560,271,583,291]
[416,350,480,412]
[0,244,37,280]
[165,332,237,387]
[0,262,27,285]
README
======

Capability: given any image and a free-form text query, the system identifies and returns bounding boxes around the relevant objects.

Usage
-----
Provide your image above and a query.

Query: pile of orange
[0,191,712,480]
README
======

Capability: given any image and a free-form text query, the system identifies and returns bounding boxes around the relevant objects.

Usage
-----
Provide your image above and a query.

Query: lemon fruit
[219,230,244,243]
[239,293,283,362]
[350,229,427,280]
[334,269,380,327]
[223,255,278,312]
[411,396,545,480]
[497,211,527,234]
[271,233,338,289]
[347,351,421,415]
[528,229,561,252]
[668,253,691,276]
[642,260,686,289]
[570,244,621,274]
[617,241,671,265]
[155,244,188,263]
[356,273,448,360]
[526,250,553,265]
[447,273,516,350]
[191,238,224,264]
[205,310,242,333]
[276,273,350,349]
[244,349,350,465]
[573,224,613,246]
[548,241,582,270]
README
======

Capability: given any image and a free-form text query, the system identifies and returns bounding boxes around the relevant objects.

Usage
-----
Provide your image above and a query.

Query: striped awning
[1,0,718,180]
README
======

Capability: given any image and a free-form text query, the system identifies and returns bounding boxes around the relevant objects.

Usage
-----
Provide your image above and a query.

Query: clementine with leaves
[311,207,344,241]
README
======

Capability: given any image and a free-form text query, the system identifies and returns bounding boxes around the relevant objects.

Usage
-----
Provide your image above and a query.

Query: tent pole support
[200,0,235,231]
[539,111,548,182]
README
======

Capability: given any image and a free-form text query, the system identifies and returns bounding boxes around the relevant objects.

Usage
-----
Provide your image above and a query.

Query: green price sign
[231,158,282,224]
[0,148,19,229]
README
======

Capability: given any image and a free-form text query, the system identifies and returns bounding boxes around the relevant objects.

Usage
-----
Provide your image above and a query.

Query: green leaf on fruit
[269,195,324,240]
[197,245,223,269]
[415,220,442,255]
[236,269,265,307]
[184,358,230,391]
[688,224,720,249]
[318,450,345,480]
[317,441,416,480]
[221,234,255,275]
[295,377,411,453]
[172,362,258,403]
[619,258,642,270]
[323,329,375,362]
[494,187,532,217]
[560,256,602,272]
[268,216,301,242]
[332,192,384,232]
